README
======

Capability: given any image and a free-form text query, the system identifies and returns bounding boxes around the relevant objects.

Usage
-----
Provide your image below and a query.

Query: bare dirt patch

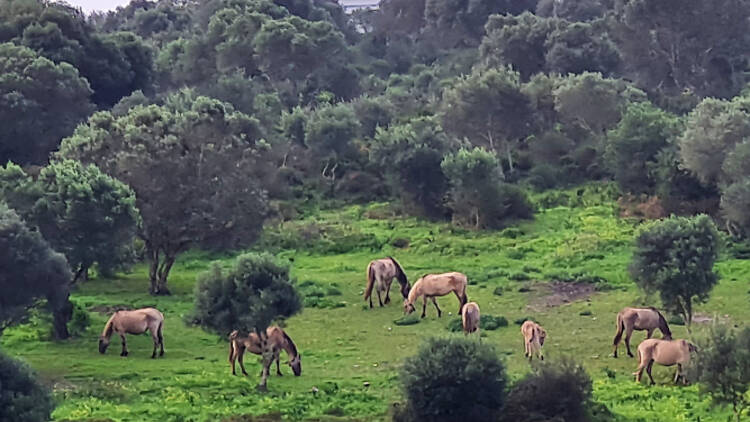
[527,282,597,310]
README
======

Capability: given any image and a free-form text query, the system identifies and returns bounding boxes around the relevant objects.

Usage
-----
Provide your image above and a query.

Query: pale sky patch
[56,0,131,14]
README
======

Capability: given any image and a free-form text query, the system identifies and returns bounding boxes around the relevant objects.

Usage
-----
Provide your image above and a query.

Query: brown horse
[521,320,546,361]
[403,272,468,318]
[462,302,480,337]
[633,338,698,385]
[99,307,164,358]
[364,256,410,308]
[613,307,672,358]
[228,326,301,378]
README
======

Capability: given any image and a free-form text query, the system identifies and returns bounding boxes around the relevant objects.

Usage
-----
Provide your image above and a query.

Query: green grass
[2,184,749,421]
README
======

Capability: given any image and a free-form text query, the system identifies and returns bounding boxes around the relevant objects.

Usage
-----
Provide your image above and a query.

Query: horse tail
[364,262,376,301]
[157,320,164,344]
[613,312,624,346]
[387,256,410,298]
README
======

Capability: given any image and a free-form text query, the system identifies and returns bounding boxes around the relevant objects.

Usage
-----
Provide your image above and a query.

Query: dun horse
[403,272,468,318]
[613,307,672,358]
[462,302,480,337]
[521,320,546,361]
[228,326,301,378]
[364,257,410,308]
[99,308,164,358]
[633,338,698,385]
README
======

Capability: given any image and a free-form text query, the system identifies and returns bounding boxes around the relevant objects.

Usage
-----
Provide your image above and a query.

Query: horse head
[288,354,302,376]
[403,301,415,315]
[98,336,110,354]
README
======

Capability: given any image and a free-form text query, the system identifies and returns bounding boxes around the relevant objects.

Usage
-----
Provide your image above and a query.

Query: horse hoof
[151,354,156,359]
[120,352,128,357]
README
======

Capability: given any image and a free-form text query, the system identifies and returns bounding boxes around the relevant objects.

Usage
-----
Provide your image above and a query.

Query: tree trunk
[154,253,175,296]
[506,144,515,175]
[149,248,159,295]
[256,330,273,392]
[51,295,73,340]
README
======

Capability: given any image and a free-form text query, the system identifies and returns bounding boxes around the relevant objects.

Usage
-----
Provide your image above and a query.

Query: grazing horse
[99,308,164,358]
[228,326,301,378]
[403,272,468,318]
[521,320,546,361]
[364,256,410,308]
[462,302,480,338]
[633,338,698,385]
[613,307,672,358]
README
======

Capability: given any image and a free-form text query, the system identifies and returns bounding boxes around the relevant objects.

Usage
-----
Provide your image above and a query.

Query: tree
[536,0,612,21]
[721,179,750,236]
[629,215,720,330]
[0,161,140,282]
[501,359,596,422]
[479,12,559,81]
[59,92,270,295]
[0,351,54,422]
[0,203,71,338]
[605,102,681,194]
[441,147,532,229]
[371,116,452,218]
[0,42,94,165]
[305,102,362,192]
[692,324,750,422]
[678,98,750,186]
[442,68,536,179]
[614,0,750,99]
[400,337,507,422]
[190,252,302,390]
[544,20,620,76]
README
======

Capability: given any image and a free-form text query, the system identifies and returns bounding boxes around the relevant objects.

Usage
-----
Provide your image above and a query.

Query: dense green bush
[0,352,54,422]
[400,337,507,422]
[446,314,508,332]
[501,359,595,422]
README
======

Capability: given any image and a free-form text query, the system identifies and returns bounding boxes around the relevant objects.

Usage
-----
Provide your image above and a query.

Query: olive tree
[0,161,140,282]
[59,92,269,295]
[190,252,302,390]
[0,203,71,338]
[629,215,720,330]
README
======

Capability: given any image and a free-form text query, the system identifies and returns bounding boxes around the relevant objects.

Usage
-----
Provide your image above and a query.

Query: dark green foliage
[442,148,533,229]
[371,116,453,218]
[393,314,421,326]
[67,301,91,338]
[514,317,535,325]
[401,337,507,422]
[509,272,531,281]
[391,237,410,248]
[692,325,750,421]
[0,352,54,422]
[0,203,71,335]
[0,161,140,282]
[630,215,720,328]
[545,20,620,77]
[493,287,504,296]
[0,42,94,165]
[501,359,594,422]
[667,314,685,326]
[606,102,681,194]
[579,310,592,316]
[191,252,302,336]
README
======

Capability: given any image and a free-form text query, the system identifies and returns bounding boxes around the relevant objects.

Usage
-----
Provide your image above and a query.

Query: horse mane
[387,256,410,295]
[281,329,298,357]
[649,307,672,337]
[101,313,116,338]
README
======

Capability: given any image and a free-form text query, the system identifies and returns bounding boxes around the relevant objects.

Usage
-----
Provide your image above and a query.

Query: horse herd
[96,256,699,385]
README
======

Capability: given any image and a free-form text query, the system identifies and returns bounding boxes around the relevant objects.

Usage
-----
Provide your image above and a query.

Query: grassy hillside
[2,184,749,421]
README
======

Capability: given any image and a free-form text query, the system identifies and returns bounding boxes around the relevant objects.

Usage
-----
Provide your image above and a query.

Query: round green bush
[493,287,504,296]
[0,352,54,422]
[401,337,507,422]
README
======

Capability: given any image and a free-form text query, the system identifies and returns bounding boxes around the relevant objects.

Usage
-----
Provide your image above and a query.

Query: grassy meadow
[3,184,749,421]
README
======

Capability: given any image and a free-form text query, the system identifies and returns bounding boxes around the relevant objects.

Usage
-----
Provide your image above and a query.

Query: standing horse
[228,326,301,378]
[462,302,480,338]
[99,308,164,358]
[521,320,546,361]
[613,307,672,358]
[364,256,410,308]
[403,272,468,318]
[633,338,698,385]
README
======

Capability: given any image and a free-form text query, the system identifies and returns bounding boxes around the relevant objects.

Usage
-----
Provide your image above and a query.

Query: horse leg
[646,360,655,385]
[238,347,249,376]
[421,296,427,318]
[230,345,237,376]
[151,331,159,359]
[646,328,654,339]
[453,290,464,315]
[431,297,442,318]
[377,289,383,307]
[119,333,128,357]
[158,322,164,357]
[275,350,282,376]
[625,326,635,357]
[674,363,683,384]
[384,280,391,304]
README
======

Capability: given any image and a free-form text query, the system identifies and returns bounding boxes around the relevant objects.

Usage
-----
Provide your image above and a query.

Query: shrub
[501,359,594,422]
[667,314,685,326]
[493,287,504,296]
[514,317,535,325]
[0,352,54,422]
[394,314,421,326]
[391,237,410,248]
[67,301,91,337]
[579,310,592,316]
[522,265,541,273]
[509,272,531,281]
[446,315,507,332]
[401,337,507,422]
